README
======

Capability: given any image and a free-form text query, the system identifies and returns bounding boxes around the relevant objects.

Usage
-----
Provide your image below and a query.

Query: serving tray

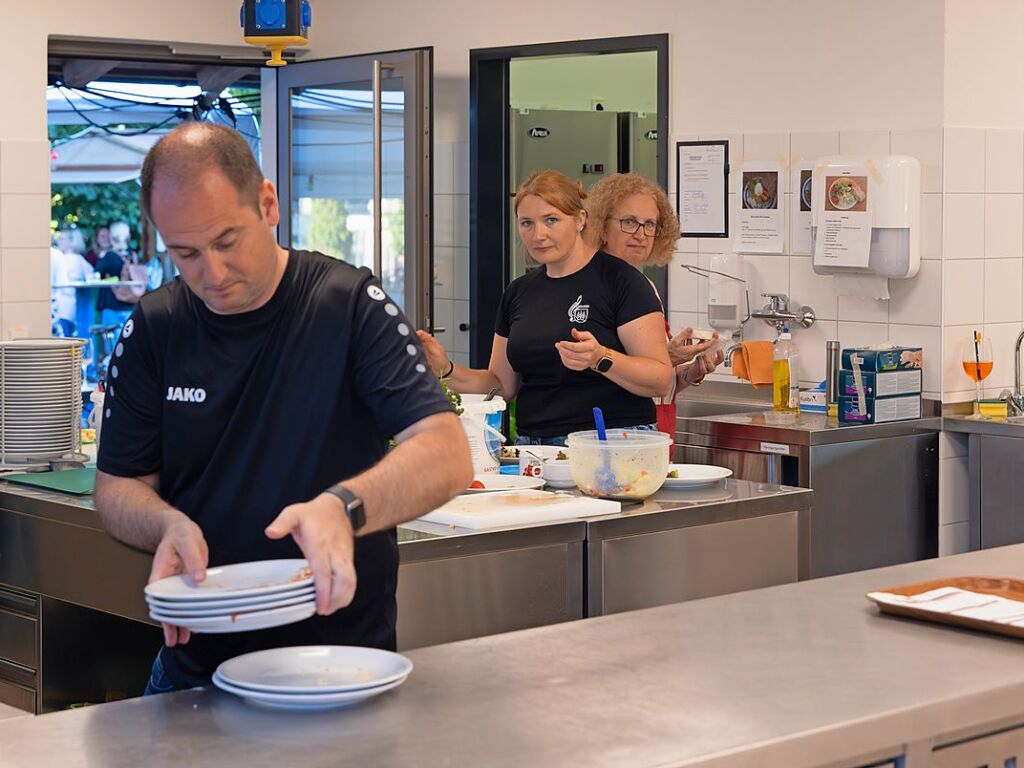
[867,576,1024,640]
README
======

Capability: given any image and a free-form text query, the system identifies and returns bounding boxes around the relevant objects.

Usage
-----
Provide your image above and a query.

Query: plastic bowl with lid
[565,430,672,499]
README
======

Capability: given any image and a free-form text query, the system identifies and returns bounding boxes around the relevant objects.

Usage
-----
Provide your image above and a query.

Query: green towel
[4,467,96,495]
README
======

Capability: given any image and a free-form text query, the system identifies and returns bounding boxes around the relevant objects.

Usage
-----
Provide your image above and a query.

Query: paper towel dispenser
[811,155,921,279]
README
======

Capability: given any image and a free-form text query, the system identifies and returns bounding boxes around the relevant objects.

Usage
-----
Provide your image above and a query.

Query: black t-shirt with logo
[97,249,452,687]
[494,250,662,438]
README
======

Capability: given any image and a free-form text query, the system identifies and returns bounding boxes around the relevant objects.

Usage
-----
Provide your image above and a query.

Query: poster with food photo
[737,161,785,254]
[791,164,814,254]
[799,169,813,212]
[824,175,867,212]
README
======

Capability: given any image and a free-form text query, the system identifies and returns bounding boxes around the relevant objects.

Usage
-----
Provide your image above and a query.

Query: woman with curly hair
[418,169,672,446]
[585,173,723,394]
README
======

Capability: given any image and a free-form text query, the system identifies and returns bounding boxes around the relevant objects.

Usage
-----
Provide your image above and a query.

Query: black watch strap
[325,484,366,532]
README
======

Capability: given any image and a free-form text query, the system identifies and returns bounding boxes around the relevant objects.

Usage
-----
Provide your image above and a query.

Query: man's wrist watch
[325,484,366,532]
[592,348,614,374]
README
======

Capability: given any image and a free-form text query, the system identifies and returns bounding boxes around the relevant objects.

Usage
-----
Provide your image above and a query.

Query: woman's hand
[684,347,725,385]
[416,330,451,376]
[555,328,605,371]
[668,328,718,368]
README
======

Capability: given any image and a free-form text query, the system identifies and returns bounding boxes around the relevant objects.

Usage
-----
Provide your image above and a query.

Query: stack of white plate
[144,559,316,633]
[0,338,86,464]
[213,646,413,711]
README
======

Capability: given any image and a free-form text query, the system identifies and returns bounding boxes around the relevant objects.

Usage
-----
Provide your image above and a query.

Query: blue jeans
[143,652,177,696]
[516,423,658,447]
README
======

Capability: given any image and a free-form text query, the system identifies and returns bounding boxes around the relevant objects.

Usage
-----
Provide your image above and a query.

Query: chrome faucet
[1011,329,1024,416]
[751,293,816,332]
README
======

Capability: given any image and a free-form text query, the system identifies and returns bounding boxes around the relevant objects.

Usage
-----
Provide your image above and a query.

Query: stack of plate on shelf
[213,645,413,711]
[0,338,86,465]
[145,559,316,634]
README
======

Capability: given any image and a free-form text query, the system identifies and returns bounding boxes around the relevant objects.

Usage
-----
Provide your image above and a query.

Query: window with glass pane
[289,82,407,307]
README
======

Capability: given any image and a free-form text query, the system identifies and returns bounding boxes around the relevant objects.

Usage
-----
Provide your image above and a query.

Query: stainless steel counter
[0,478,810,712]
[6,544,1024,767]
[943,414,1024,438]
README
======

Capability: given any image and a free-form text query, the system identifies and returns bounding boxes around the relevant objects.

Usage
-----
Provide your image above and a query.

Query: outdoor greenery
[307,198,354,257]
[50,181,141,248]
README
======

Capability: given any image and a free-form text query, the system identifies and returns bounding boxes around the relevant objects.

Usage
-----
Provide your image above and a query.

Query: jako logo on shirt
[568,295,590,324]
[166,387,207,403]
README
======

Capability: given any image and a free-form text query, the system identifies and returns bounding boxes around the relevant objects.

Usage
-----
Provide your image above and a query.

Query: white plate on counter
[148,590,315,618]
[663,464,733,488]
[147,585,314,612]
[461,475,545,494]
[212,670,405,710]
[145,559,313,601]
[217,645,413,694]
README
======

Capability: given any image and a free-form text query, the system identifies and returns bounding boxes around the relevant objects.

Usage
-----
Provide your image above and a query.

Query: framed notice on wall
[676,140,729,238]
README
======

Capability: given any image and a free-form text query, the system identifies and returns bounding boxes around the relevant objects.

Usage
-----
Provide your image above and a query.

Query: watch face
[596,356,613,373]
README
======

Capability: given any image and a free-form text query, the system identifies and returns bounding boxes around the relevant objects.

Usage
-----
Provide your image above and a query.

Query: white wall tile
[453,247,470,302]
[945,389,975,404]
[837,295,889,324]
[791,318,837,386]
[839,130,890,156]
[942,259,984,326]
[453,141,470,195]
[433,194,455,247]
[889,323,942,395]
[837,320,889,350]
[942,323,973,397]
[983,258,1023,323]
[939,431,969,459]
[939,522,971,556]
[944,127,986,193]
[984,194,1023,259]
[450,352,470,367]
[433,141,454,195]
[789,131,840,194]
[433,246,454,300]
[920,193,942,259]
[700,133,743,195]
[1,247,48,303]
[939,455,970,525]
[982,321,1022,391]
[743,132,790,192]
[889,260,941,326]
[0,139,50,195]
[668,252,700,313]
[891,128,943,194]
[985,129,1024,194]
[668,311,700,337]
[741,254,789,314]
[942,194,985,260]
[452,299,470,354]
[0,300,49,339]
[0,194,49,249]
[789,256,838,321]
[453,194,469,248]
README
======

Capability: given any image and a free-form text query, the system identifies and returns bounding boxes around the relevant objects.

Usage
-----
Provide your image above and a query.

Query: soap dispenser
[773,327,799,413]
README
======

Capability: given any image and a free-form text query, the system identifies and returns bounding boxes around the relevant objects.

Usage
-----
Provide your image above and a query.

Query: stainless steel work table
[677,411,941,578]
[6,545,1024,767]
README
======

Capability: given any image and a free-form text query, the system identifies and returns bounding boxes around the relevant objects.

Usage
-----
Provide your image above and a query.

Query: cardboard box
[839,394,922,424]
[841,347,923,373]
[838,369,922,398]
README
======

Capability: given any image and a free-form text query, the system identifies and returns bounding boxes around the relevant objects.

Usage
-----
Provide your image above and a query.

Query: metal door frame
[468,35,669,367]
[274,48,433,330]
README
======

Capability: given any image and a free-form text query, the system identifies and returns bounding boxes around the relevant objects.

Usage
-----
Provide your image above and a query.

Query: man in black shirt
[95,123,472,691]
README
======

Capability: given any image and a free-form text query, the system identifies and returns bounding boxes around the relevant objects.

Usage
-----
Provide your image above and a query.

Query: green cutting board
[4,468,96,495]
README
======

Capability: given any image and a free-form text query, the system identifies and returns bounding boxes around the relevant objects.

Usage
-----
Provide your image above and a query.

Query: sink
[1003,416,1024,424]
[677,399,771,418]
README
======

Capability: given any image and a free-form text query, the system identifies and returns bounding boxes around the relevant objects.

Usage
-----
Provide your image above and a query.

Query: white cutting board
[420,490,620,530]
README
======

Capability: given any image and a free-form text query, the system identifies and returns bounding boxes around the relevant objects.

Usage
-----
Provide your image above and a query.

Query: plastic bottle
[773,328,799,413]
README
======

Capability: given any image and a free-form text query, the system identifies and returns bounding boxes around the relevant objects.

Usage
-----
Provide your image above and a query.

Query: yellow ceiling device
[240,0,312,67]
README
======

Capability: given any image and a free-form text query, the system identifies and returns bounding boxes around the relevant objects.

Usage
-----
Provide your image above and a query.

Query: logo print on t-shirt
[166,386,207,403]
[367,285,386,301]
[567,295,590,324]
[122,318,135,339]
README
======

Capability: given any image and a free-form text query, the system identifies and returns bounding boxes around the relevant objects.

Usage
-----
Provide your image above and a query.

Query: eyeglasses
[613,217,661,237]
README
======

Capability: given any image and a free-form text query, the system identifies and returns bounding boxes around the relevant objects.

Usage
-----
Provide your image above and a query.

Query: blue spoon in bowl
[592,407,618,495]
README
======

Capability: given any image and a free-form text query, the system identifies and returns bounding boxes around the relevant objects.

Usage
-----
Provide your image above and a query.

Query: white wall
[509,52,657,113]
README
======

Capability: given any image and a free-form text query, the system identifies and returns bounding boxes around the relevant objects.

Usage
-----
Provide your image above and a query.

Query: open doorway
[468,35,668,366]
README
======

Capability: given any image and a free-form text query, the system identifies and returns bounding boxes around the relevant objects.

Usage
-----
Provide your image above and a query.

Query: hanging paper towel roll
[832,275,890,300]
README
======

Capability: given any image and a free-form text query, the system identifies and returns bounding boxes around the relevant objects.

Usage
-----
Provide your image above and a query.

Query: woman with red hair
[418,169,671,446]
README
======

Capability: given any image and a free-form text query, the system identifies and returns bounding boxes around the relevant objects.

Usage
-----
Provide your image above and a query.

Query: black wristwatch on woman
[325,483,366,532]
